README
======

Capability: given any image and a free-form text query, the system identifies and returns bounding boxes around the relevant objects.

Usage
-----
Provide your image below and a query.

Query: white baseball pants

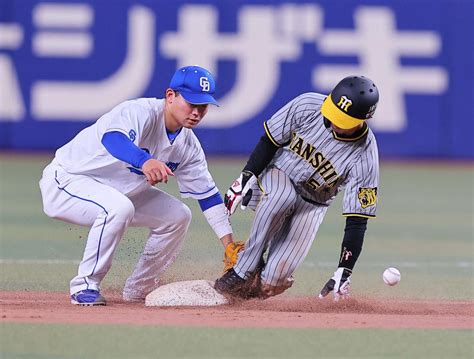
[39,162,191,299]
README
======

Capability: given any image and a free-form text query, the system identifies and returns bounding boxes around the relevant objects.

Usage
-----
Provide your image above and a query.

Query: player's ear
[165,89,177,103]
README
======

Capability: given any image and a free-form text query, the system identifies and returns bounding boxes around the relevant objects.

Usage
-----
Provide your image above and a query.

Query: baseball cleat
[214,268,246,295]
[71,289,106,306]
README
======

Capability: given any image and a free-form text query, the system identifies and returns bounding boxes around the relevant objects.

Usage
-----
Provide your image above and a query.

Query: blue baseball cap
[169,65,219,106]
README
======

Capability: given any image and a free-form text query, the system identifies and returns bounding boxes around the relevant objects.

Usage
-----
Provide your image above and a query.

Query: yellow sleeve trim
[257,178,265,194]
[343,213,376,219]
[263,122,281,147]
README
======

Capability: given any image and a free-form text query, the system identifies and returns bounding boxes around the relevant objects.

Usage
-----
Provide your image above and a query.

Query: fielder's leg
[39,163,135,298]
[122,187,192,301]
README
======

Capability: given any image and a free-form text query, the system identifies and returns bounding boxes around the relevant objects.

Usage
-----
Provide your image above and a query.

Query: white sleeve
[175,140,220,200]
[98,101,151,144]
[342,142,380,218]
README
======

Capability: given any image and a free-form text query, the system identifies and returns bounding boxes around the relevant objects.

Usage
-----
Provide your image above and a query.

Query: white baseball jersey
[55,97,219,200]
[40,97,221,299]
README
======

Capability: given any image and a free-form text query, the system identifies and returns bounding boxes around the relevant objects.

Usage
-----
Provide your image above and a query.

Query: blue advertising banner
[1,0,473,158]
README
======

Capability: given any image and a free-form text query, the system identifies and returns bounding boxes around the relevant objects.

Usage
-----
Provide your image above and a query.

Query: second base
[145,279,230,307]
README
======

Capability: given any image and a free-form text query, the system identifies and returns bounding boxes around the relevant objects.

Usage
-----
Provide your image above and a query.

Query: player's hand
[318,267,352,301]
[141,159,174,185]
[224,171,257,215]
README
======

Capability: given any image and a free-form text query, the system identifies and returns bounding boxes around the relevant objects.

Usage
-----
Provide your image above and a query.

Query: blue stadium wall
[1,0,473,158]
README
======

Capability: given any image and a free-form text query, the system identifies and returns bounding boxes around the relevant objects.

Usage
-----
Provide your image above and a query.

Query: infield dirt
[1,291,472,329]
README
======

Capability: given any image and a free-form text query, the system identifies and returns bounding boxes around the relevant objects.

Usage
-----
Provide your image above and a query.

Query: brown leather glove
[223,241,245,273]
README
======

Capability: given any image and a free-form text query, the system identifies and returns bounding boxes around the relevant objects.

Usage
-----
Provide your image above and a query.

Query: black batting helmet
[320,76,379,129]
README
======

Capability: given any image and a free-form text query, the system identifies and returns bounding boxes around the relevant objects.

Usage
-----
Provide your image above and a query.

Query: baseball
[383,267,401,286]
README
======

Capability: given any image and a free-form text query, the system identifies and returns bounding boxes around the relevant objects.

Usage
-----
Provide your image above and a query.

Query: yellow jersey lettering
[290,133,339,189]
[301,143,316,161]
[290,136,304,156]
[309,152,324,169]
[306,178,321,190]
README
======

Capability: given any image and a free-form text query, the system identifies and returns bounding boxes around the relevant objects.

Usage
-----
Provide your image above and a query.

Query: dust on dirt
[1,290,472,329]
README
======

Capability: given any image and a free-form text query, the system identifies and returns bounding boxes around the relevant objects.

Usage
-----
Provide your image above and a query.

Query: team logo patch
[336,95,352,112]
[358,187,377,208]
[366,104,377,119]
[339,247,353,264]
[199,77,210,92]
[365,104,377,118]
[129,129,137,142]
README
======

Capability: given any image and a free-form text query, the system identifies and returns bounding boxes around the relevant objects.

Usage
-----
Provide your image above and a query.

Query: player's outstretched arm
[198,193,244,272]
[319,216,368,301]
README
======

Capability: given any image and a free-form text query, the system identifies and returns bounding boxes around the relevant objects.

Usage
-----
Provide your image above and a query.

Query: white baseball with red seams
[383,267,401,286]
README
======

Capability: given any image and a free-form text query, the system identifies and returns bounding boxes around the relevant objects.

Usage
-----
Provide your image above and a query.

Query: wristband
[203,203,233,239]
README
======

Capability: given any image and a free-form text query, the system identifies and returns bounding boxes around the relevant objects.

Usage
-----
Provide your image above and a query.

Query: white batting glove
[224,171,257,215]
[318,267,352,301]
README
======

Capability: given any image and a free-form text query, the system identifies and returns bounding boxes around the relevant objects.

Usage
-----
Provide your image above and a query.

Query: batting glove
[224,171,257,215]
[318,267,352,301]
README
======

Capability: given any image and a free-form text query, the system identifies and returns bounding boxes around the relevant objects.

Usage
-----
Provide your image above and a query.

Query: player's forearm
[242,134,279,176]
[337,216,368,270]
[101,131,151,168]
[219,233,233,248]
[199,194,233,241]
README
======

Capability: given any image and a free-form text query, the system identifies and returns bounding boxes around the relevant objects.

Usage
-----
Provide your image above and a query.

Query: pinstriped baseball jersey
[263,92,379,218]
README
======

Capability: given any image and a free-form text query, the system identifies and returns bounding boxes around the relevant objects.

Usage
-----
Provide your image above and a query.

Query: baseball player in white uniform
[39,66,236,306]
[215,76,380,300]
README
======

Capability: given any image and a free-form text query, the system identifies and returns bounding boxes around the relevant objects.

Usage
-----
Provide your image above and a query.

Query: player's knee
[40,188,60,218]
[42,202,57,219]
[110,198,135,223]
[175,203,192,227]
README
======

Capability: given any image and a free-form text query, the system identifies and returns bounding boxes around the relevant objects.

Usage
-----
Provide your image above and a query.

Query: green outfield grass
[1,154,473,358]
[1,324,472,358]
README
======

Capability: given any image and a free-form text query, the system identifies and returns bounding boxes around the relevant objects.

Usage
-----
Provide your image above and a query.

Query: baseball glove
[223,241,245,273]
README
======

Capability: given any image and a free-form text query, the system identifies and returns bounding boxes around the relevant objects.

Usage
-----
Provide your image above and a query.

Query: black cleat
[214,268,246,295]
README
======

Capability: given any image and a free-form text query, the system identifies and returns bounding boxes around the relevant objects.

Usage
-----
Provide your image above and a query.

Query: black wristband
[243,134,279,176]
[338,216,368,270]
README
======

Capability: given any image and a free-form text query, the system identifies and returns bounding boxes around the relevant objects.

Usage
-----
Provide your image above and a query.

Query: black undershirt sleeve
[242,133,280,176]
[338,216,368,270]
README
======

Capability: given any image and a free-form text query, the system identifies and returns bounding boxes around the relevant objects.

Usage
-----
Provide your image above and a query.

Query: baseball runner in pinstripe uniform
[39,66,238,306]
[215,76,380,300]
